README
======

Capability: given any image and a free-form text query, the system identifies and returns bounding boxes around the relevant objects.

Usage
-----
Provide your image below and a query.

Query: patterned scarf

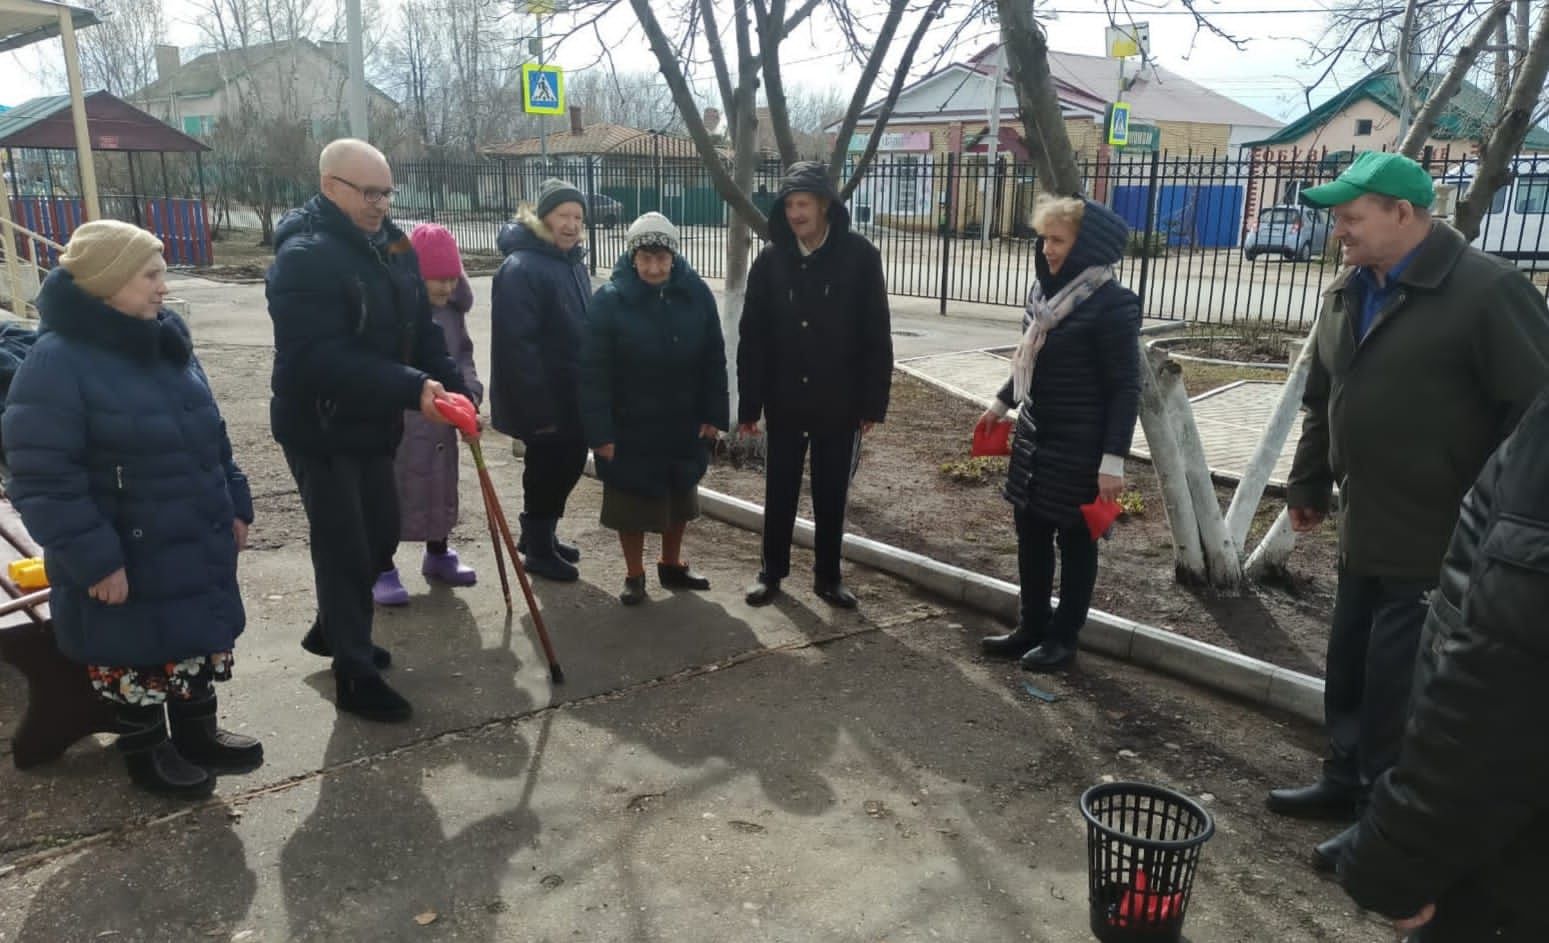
[1011,265,1115,404]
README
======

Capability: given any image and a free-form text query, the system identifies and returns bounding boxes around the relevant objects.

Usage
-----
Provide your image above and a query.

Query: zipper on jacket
[115,465,124,490]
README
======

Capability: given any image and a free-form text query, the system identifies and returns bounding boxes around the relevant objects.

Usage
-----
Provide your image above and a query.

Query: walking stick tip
[549,664,565,684]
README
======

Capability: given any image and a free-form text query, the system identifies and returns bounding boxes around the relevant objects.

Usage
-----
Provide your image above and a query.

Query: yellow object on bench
[8,557,48,591]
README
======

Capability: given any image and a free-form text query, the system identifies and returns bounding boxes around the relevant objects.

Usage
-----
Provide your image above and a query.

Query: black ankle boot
[658,562,710,590]
[301,622,392,670]
[519,515,579,582]
[168,688,264,774]
[981,624,1043,658]
[115,703,214,798]
[620,574,648,606]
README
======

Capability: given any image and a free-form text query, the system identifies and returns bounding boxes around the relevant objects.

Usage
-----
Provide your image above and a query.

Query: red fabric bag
[1080,498,1123,541]
[433,393,480,438]
[971,419,1012,457]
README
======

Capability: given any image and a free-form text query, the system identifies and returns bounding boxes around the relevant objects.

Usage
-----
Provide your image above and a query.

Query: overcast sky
[0,0,1374,124]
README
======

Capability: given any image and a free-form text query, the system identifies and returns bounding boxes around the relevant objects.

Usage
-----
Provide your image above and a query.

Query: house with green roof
[130,40,397,143]
[1246,69,1549,155]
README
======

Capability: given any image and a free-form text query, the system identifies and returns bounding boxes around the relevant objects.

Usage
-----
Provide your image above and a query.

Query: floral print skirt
[87,652,234,706]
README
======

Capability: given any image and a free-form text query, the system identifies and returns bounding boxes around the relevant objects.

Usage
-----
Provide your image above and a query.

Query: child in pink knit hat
[373,223,485,605]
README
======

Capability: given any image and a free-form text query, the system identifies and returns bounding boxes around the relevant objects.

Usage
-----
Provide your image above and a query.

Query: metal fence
[228,146,1549,325]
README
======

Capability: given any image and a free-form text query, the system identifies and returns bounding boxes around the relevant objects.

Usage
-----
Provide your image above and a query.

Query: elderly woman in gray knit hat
[580,212,729,605]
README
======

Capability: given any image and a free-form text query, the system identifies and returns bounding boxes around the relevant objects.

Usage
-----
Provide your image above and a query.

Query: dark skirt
[600,485,701,534]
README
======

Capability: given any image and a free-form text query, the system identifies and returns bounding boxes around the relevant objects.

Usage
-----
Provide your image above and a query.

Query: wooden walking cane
[437,395,565,684]
[469,437,565,684]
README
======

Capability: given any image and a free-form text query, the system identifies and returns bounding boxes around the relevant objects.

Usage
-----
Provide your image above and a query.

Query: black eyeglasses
[330,175,397,204]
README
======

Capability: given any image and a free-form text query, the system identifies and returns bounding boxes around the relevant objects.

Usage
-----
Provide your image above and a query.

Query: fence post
[938,153,954,317]
[585,157,599,276]
[1137,148,1161,307]
[499,159,511,220]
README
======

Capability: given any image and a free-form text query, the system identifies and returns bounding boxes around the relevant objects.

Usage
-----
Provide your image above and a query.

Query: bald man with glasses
[267,138,471,723]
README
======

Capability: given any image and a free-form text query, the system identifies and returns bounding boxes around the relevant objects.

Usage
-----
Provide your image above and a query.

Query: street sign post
[522,63,565,115]
[1105,23,1150,59]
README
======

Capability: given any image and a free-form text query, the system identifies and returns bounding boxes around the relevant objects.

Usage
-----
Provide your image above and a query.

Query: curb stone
[693,484,1325,725]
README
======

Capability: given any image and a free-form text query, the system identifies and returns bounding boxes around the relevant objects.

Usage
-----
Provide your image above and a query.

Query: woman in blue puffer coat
[2,220,259,799]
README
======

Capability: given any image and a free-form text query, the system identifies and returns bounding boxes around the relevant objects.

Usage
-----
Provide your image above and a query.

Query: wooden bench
[0,499,113,769]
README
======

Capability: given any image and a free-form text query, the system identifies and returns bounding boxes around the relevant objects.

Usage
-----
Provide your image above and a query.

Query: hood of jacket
[767,161,852,250]
[1034,198,1130,293]
[608,250,702,303]
[272,193,411,258]
[35,267,192,366]
[497,207,588,265]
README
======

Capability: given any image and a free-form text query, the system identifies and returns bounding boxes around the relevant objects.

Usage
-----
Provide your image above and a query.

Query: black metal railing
[221,144,1549,324]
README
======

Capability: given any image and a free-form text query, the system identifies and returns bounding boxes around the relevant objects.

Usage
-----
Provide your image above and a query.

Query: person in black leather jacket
[1338,388,1549,942]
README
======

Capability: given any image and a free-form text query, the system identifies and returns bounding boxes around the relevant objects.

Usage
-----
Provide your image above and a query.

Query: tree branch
[754,0,800,165]
[1400,0,1511,156]
[698,0,737,121]
[781,0,822,38]
[625,0,769,237]
[841,0,948,198]
[825,0,910,187]
[1457,0,1549,240]
[1394,0,1420,120]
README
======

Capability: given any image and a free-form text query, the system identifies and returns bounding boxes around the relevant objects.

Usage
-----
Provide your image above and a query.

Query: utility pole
[346,0,368,139]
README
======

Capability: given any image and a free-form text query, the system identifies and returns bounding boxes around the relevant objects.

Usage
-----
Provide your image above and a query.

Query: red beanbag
[1080,498,1123,541]
[971,419,1012,457]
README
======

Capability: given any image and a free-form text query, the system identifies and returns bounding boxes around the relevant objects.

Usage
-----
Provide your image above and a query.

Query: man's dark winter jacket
[580,252,729,498]
[737,162,892,432]
[994,200,1141,527]
[2,270,252,666]
[267,195,467,456]
[1339,390,1549,942]
[489,209,593,440]
[1289,221,1549,579]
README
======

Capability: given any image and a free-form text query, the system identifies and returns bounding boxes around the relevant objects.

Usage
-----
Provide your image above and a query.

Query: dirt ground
[704,374,1339,677]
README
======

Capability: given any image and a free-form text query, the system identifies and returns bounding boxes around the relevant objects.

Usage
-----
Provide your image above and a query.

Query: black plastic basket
[1079,782,1215,943]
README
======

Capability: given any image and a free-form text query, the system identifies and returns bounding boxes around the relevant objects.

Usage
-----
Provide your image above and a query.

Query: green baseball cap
[1299,151,1435,209]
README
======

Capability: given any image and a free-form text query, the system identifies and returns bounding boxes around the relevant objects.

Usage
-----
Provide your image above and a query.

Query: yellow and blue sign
[522,63,565,115]
[1106,102,1131,148]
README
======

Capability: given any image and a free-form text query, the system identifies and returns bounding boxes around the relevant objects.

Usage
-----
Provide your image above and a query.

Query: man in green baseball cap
[1271,147,1549,894]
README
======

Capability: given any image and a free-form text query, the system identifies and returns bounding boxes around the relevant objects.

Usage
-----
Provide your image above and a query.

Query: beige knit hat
[59,220,165,299]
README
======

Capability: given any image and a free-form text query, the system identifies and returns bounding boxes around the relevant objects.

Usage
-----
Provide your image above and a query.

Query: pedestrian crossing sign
[522,63,565,115]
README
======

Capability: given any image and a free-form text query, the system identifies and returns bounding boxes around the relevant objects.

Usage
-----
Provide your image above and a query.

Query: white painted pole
[1136,341,1206,580]
[346,0,368,139]
[57,7,100,220]
[982,47,1002,244]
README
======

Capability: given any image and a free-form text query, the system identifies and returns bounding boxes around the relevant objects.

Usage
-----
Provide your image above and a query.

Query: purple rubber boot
[372,569,410,606]
[422,548,478,587]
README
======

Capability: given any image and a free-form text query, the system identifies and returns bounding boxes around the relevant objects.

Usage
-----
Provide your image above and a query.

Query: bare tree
[564,69,686,132]
[74,0,167,97]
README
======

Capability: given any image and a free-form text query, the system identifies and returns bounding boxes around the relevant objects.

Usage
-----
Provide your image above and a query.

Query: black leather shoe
[1020,641,1076,672]
[302,623,392,670]
[982,625,1043,659]
[335,674,413,723]
[1313,824,1359,875]
[1266,780,1362,821]
[814,580,858,609]
[658,563,710,591]
[620,574,648,606]
[745,577,781,606]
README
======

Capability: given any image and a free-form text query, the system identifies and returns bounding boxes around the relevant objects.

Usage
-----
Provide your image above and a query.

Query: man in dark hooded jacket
[738,161,893,608]
[268,138,468,723]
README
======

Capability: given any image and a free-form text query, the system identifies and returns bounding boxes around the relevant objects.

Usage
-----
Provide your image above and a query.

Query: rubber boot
[115,702,214,798]
[168,686,264,774]
[518,515,581,564]
[520,515,579,582]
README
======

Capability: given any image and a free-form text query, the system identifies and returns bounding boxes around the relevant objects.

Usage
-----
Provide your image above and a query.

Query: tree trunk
[724,85,758,414]
[995,0,1082,195]
[1457,4,1549,241]
[1136,344,1206,581]
[1224,332,1314,553]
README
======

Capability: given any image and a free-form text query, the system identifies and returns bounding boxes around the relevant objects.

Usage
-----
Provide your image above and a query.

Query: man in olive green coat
[1266,151,1549,874]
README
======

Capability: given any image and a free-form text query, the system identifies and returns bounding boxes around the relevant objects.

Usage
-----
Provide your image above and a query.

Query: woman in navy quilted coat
[2,221,260,798]
[975,195,1141,674]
